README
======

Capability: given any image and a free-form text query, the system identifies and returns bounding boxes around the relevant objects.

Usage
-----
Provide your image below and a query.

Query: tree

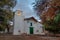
[34,0,60,34]
[33,0,48,15]
[0,0,17,32]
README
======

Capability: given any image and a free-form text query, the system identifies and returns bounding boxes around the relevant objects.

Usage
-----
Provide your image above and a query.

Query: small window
[30,22,32,26]
[27,20,29,23]
[36,30,39,32]
[18,30,21,33]
[40,26,42,28]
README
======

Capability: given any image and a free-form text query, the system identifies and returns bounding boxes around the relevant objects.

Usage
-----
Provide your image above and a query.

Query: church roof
[24,16,38,22]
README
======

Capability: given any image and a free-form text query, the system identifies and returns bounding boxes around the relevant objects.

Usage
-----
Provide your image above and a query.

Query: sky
[13,0,40,21]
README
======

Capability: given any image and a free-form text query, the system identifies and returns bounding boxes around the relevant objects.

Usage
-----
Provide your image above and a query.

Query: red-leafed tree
[34,0,60,34]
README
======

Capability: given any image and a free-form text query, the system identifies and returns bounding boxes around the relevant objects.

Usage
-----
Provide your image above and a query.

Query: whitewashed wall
[13,11,25,35]
[13,10,43,35]
[34,22,43,34]
[24,19,43,34]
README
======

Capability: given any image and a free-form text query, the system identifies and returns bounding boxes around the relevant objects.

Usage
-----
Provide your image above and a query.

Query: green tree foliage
[0,0,17,31]
[45,10,60,33]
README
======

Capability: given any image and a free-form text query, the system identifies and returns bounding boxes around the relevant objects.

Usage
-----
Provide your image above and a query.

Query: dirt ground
[0,34,60,40]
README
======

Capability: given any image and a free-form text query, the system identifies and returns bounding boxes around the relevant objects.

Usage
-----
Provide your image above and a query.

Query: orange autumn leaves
[41,0,60,23]
[50,0,60,7]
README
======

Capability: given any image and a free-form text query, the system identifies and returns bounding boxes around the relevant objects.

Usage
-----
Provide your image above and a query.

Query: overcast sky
[13,0,40,21]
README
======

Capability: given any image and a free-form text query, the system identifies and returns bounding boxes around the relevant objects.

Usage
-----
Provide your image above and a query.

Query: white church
[13,10,44,35]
